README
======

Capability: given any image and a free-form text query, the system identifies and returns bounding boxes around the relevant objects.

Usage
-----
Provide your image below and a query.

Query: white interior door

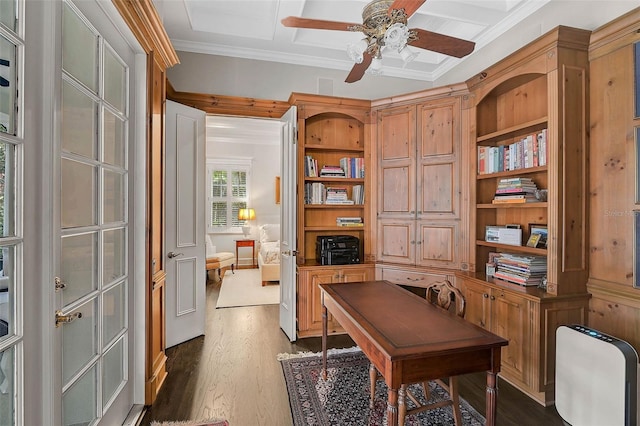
[279,106,297,341]
[165,100,206,348]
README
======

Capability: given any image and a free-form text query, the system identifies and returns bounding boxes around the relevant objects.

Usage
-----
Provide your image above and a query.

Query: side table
[235,239,256,268]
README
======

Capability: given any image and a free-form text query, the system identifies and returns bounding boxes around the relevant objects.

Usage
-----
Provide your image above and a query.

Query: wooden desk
[235,239,256,268]
[320,280,508,426]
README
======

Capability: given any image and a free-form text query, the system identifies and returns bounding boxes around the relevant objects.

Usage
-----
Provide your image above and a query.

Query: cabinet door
[340,266,374,283]
[460,279,491,329]
[297,269,335,337]
[377,105,416,218]
[377,219,416,264]
[491,289,531,386]
[417,99,460,221]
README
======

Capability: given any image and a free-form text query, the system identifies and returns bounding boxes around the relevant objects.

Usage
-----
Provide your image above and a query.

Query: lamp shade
[238,208,255,221]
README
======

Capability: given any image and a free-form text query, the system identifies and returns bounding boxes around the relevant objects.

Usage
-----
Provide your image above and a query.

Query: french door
[55,1,141,424]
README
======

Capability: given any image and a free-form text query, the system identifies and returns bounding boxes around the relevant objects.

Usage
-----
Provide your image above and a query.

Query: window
[207,159,251,233]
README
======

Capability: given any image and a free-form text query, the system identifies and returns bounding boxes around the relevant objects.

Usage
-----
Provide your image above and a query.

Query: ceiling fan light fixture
[367,56,384,76]
[384,23,409,51]
[399,45,418,65]
[347,39,369,64]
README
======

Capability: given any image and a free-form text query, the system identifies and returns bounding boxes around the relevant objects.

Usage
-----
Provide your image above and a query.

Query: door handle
[168,251,183,259]
[55,310,82,327]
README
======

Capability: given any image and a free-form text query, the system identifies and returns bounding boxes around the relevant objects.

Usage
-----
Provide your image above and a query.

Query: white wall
[207,132,281,264]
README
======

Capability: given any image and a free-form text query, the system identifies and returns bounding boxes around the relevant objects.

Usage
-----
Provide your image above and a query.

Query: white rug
[215,268,280,308]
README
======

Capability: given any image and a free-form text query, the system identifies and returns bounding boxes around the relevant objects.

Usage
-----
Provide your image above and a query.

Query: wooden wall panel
[587,7,640,353]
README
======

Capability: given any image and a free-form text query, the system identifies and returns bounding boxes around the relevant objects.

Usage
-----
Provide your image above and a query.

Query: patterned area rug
[150,420,228,426]
[279,348,485,426]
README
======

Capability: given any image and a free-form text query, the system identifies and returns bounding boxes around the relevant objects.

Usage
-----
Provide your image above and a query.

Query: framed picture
[528,224,548,248]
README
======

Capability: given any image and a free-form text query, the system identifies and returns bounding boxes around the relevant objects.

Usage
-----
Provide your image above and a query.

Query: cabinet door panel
[420,103,454,156]
[341,267,373,283]
[309,270,338,333]
[377,220,415,264]
[420,163,454,215]
[381,165,412,213]
[460,280,491,329]
[417,223,458,268]
[379,106,415,161]
[492,290,530,385]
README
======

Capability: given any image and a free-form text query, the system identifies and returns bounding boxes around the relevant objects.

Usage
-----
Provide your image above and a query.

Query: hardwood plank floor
[139,279,567,425]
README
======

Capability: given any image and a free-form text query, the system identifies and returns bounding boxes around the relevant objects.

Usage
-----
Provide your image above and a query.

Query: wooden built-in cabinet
[458,26,592,405]
[373,87,466,271]
[288,93,374,338]
[297,264,374,337]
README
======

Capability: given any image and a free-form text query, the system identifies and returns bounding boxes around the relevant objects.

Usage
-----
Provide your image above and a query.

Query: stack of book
[336,217,363,227]
[352,184,364,204]
[325,187,354,204]
[493,253,547,286]
[492,177,539,204]
[304,182,325,204]
[339,157,365,178]
[304,155,318,177]
[319,165,345,177]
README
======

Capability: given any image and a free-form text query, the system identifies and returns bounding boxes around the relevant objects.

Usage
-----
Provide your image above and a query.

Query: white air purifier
[556,325,639,426]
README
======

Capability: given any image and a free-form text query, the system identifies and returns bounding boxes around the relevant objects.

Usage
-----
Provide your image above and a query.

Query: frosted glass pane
[61,233,97,305]
[103,170,125,224]
[62,299,97,386]
[102,336,125,409]
[0,141,16,237]
[0,36,17,135]
[0,0,17,32]
[0,246,14,341]
[63,363,97,426]
[103,281,125,346]
[61,159,96,228]
[103,109,125,167]
[0,347,15,425]
[62,2,98,92]
[62,80,97,159]
[103,228,125,285]
[104,48,126,113]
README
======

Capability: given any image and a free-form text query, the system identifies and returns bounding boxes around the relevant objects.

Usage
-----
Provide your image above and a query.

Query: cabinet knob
[483,293,489,298]
[480,321,485,327]
[490,295,495,300]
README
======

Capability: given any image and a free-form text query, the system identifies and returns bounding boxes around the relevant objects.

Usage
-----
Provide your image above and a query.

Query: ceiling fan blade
[281,16,359,31]
[388,0,426,18]
[345,52,373,83]
[409,28,475,58]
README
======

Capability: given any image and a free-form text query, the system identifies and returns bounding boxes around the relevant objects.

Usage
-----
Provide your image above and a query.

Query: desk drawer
[381,268,448,288]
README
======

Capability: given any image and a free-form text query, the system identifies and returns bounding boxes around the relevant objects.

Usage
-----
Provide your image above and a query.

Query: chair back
[425,280,465,318]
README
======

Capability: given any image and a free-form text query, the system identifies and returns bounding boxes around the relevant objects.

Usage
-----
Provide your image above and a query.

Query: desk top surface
[320,280,508,359]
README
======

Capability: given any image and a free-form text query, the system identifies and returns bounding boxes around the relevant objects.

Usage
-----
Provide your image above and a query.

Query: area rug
[215,268,279,308]
[279,348,485,426]
[150,420,228,426]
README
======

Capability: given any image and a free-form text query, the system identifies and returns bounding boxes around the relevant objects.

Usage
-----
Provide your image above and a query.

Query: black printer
[316,235,360,265]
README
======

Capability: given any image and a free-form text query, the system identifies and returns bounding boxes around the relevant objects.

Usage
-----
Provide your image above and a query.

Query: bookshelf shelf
[477,166,547,180]
[304,177,365,183]
[477,117,548,144]
[477,202,548,209]
[476,240,547,255]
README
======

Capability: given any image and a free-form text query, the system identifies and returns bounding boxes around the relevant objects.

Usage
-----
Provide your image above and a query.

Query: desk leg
[387,387,398,426]
[486,371,497,426]
[322,304,328,381]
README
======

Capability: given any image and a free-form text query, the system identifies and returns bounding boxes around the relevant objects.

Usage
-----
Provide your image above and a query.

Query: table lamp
[238,208,256,238]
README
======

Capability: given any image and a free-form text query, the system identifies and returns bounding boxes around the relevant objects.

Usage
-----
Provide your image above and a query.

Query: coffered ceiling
[153,0,553,82]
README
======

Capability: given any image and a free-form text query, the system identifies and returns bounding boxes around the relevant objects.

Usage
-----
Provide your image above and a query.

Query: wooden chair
[370,280,466,426]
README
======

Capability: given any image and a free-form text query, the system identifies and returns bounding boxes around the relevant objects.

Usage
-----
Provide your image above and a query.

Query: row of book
[339,157,365,178]
[304,183,364,205]
[492,177,539,204]
[478,129,547,175]
[490,252,547,286]
[336,217,363,227]
[304,155,365,178]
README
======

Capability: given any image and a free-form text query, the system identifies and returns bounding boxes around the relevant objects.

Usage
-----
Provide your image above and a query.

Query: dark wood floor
[139,279,567,425]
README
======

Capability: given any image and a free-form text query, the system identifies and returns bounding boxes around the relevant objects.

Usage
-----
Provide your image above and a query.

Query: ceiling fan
[281,0,475,83]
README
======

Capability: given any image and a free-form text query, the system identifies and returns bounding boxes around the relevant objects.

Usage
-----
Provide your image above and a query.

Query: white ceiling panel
[155,0,557,82]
